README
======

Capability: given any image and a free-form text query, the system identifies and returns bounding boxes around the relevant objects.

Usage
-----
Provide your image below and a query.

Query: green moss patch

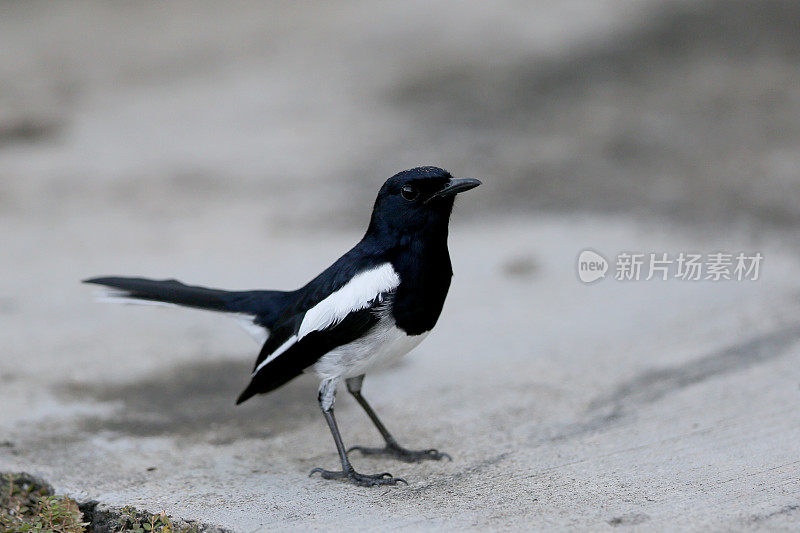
[1,473,218,533]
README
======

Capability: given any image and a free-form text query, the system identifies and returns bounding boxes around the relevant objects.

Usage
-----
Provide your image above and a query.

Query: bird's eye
[400,185,419,201]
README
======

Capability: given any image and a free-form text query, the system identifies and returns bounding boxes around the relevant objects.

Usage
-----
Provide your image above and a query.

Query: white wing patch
[251,262,401,377]
[298,263,400,340]
[253,335,298,374]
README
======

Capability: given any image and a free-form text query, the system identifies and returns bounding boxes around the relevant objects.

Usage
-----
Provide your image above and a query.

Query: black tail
[83,276,288,325]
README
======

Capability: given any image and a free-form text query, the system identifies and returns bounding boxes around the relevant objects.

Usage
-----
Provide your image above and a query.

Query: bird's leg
[309,377,406,486]
[345,375,451,463]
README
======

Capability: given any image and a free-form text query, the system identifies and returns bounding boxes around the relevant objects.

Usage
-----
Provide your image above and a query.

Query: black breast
[390,236,453,335]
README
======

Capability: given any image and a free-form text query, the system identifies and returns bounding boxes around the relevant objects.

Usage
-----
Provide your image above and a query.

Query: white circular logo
[577,250,608,284]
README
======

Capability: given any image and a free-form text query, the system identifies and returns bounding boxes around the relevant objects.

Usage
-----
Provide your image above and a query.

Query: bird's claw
[347,444,452,463]
[309,467,407,486]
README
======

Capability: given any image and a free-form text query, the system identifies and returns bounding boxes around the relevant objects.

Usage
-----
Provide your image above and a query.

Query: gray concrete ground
[2,212,800,531]
[2,1,800,531]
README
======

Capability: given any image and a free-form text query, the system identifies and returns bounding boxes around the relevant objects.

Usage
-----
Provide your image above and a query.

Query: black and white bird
[84,166,480,486]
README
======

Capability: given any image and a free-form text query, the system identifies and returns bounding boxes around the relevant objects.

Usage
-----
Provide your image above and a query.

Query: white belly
[311,316,429,380]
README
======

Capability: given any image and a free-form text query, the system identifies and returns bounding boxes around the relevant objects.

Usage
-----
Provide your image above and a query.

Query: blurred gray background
[3,0,799,229]
[2,1,800,531]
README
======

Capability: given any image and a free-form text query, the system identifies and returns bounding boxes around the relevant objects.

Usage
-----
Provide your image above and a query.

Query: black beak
[428,178,482,202]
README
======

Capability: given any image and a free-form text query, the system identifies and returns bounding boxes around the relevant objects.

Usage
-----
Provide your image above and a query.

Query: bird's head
[367,166,481,238]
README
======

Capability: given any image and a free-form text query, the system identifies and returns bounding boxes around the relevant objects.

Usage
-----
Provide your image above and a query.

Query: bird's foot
[347,442,452,463]
[309,467,407,486]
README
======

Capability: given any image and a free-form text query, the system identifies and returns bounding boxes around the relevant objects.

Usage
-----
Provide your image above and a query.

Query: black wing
[235,237,397,403]
[235,306,380,404]
[274,238,389,319]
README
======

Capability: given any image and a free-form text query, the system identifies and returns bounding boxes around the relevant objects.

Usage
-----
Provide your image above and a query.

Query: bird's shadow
[60,357,321,444]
